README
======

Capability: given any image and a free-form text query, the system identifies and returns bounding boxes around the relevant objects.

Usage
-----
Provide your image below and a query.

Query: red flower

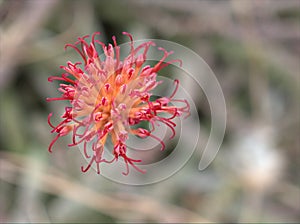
[47,32,190,175]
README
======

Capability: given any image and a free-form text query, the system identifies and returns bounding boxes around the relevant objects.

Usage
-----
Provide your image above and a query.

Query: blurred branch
[0,0,59,89]
[21,0,103,65]
[129,0,299,82]
[0,152,208,223]
[231,0,270,122]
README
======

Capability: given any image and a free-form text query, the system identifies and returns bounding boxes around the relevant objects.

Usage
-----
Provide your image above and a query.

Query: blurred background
[0,0,299,223]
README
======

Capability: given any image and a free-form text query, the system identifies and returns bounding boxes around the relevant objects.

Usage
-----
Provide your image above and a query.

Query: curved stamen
[157,117,176,139]
[83,141,90,158]
[153,47,173,72]
[169,79,179,99]
[122,156,146,176]
[92,32,101,46]
[149,133,165,151]
[132,128,165,151]
[81,157,95,172]
[65,44,87,64]
[46,97,69,102]
[47,113,55,129]
[48,134,59,153]
[112,35,120,67]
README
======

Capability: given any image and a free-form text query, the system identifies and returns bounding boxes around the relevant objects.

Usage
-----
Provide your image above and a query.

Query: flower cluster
[47,32,190,175]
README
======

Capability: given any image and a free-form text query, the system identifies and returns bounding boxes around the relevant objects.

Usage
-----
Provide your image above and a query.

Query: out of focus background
[0,0,299,223]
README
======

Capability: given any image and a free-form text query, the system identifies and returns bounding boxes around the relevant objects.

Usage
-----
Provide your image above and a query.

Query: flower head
[47,32,190,175]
